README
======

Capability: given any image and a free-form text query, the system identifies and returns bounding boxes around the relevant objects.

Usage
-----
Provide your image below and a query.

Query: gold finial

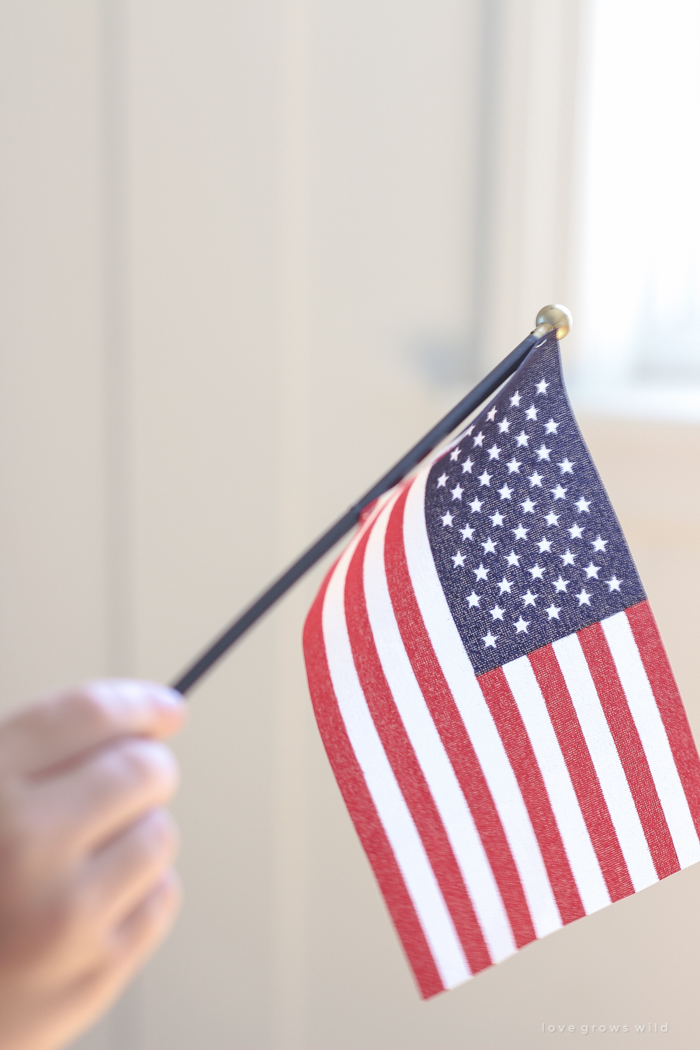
[532,304,572,340]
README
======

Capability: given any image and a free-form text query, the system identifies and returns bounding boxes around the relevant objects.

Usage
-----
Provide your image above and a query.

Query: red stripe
[478,667,584,924]
[385,486,536,949]
[303,570,444,999]
[626,600,700,840]
[577,621,679,880]
[528,645,634,902]
[345,525,492,975]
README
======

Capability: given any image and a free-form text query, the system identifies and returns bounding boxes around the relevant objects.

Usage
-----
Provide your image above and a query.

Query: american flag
[303,331,700,999]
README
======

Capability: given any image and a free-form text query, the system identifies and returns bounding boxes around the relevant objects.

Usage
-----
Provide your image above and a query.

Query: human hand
[0,680,186,1050]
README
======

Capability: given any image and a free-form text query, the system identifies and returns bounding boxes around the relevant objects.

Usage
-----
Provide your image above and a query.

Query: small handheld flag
[302,328,700,998]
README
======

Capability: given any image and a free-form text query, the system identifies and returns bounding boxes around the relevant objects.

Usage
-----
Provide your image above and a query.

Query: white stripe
[553,634,657,891]
[364,499,516,962]
[404,470,562,939]
[322,508,471,989]
[602,612,700,868]
[501,657,611,915]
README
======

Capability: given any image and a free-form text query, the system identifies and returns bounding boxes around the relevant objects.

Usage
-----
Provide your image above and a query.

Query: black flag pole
[171,305,572,695]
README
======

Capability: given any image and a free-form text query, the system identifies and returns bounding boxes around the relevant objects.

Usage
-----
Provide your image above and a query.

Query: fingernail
[106,680,184,708]
[147,683,185,708]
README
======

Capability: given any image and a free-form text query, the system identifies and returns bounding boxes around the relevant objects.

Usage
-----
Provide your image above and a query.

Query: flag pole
[171,305,572,695]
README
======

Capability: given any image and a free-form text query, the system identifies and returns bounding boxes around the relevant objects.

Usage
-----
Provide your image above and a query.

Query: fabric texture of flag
[302,331,700,999]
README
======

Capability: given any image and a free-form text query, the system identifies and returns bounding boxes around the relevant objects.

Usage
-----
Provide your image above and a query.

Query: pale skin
[0,679,186,1050]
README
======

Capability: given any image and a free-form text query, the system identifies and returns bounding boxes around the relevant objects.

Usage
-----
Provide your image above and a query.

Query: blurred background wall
[0,2,699,1047]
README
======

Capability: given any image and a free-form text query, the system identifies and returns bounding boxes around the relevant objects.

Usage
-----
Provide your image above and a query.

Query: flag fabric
[302,331,700,999]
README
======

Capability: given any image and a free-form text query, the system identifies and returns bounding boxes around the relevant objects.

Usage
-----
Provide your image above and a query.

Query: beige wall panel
[123,2,283,1046]
[0,1,108,710]
[0,3,111,1047]
[471,0,586,372]
[308,0,478,518]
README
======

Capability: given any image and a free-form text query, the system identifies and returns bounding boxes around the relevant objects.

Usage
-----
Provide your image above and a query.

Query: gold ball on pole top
[532,304,573,340]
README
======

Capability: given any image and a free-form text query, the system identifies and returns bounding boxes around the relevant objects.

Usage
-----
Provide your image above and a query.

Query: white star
[538,537,553,553]
[591,535,608,552]
[512,523,529,540]
[544,511,561,527]
[460,524,475,541]
[489,511,505,527]
[450,446,461,461]
[510,391,522,407]
[482,631,498,649]
[545,603,561,620]
[568,524,584,539]
[462,456,474,474]
[498,418,511,434]
[507,458,522,474]
[536,379,550,395]
[535,444,552,461]
[465,425,474,436]
[473,431,485,447]
[521,498,537,514]
[487,444,501,461]
[441,511,454,527]
[560,549,576,566]
[583,562,600,579]
[451,484,463,500]
[478,471,491,487]
[474,563,489,581]
[466,590,481,608]
[505,551,521,567]
[553,575,569,593]
[575,497,592,514]
[529,471,543,488]
[528,563,545,580]
[558,458,575,474]
[515,431,530,447]
[437,473,448,487]
[514,616,529,634]
[522,590,538,607]
[606,576,622,592]
[498,577,513,595]
[544,419,559,435]
[577,588,592,606]
[469,497,483,513]
[486,407,497,422]
[498,483,513,500]
[525,405,538,421]
[452,551,466,567]
[481,537,497,554]
[550,484,567,500]
[490,605,505,621]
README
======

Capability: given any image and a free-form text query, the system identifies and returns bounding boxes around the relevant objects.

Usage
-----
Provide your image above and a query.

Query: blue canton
[425,332,645,676]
